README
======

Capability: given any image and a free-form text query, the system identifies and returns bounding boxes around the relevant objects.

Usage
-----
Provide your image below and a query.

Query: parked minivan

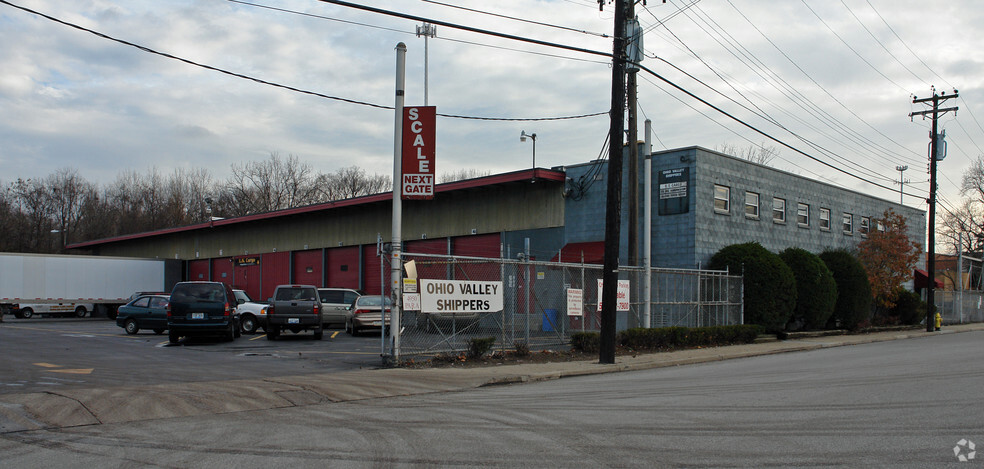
[166,281,240,344]
[318,287,362,328]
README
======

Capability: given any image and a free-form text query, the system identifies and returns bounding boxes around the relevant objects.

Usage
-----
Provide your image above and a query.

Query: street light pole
[895,165,908,205]
[521,130,536,174]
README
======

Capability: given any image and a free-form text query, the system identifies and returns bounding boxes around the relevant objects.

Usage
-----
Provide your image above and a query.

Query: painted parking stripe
[249,334,267,341]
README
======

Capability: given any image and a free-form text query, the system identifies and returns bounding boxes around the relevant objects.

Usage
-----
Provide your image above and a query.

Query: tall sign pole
[389,43,407,365]
[599,0,628,364]
[910,88,957,333]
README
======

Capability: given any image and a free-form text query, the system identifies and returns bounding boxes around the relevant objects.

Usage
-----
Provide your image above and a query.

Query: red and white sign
[596,279,630,312]
[401,106,436,200]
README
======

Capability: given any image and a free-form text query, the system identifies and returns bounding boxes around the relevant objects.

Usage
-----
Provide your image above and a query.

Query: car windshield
[358,296,393,307]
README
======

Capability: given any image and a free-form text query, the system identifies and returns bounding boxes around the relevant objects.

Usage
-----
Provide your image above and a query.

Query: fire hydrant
[934,312,942,331]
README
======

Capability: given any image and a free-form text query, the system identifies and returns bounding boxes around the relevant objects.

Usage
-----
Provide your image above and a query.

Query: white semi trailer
[0,253,180,319]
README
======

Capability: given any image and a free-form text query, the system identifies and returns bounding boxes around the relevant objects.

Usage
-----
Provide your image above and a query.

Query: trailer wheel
[75,306,87,318]
[20,308,33,319]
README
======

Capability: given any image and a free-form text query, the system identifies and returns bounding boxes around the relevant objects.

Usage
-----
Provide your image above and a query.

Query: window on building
[797,203,809,227]
[714,184,730,214]
[860,216,870,236]
[819,207,831,230]
[745,191,760,219]
[876,220,885,232]
[843,213,853,234]
[772,197,785,223]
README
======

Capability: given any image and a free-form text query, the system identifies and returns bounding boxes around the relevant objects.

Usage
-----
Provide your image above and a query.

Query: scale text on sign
[408,107,430,173]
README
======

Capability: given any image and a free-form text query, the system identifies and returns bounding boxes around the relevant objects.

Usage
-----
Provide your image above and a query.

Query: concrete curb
[1,323,980,434]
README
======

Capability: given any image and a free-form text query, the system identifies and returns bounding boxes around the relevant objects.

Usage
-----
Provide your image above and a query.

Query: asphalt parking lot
[0,316,390,394]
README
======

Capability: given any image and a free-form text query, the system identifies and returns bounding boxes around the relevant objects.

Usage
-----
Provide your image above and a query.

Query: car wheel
[168,331,180,344]
[124,319,140,335]
[241,314,257,334]
[313,329,323,340]
[75,306,87,318]
[267,327,279,340]
[234,320,241,338]
[225,323,236,342]
[20,308,33,319]
[153,328,165,335]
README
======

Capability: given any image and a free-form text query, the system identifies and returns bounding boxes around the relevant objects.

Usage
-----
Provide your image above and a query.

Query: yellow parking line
[34,362,60,368]
[249,334,267,341]
[331,331,340,339]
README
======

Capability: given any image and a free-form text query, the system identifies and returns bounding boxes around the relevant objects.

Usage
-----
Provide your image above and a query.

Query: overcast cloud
[1,0,982,210]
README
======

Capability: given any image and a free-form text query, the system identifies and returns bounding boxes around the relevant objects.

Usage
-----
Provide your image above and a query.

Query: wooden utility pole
[599,0,628,364]
[910,88,957,333]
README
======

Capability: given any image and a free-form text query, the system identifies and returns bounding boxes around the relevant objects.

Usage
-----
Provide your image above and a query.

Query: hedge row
[570,324,763,353]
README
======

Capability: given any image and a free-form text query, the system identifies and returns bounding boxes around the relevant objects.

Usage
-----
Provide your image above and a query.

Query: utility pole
[599,0,628,364]
[626,0,639,274]
[895,165,908,205]
[910,88,958,333]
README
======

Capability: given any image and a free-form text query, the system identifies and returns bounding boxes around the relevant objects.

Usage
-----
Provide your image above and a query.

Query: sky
[1,0,982,215]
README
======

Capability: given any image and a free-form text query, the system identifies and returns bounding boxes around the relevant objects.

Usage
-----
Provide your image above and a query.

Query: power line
[0,0,603,122]
[420,0,610,38]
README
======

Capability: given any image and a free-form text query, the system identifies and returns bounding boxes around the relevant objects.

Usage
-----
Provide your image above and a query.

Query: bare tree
[225,153,319,215]
[46,168,96,250]
[716,142,779,166]
[439,169,492,183]
[315,166,391,202]
[9,178,55,252]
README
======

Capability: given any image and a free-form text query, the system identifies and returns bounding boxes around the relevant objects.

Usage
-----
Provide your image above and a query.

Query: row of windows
[714,184,884,236]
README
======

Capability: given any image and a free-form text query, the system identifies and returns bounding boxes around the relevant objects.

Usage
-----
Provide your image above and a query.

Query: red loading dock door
[233,261,261,300]
[261,252,290,301]
[327,246,360,290]
[292,249,323,287]
[211,257,234,287]
[405,238,448,255]
[188,259,210,281]
[362,244,383,295]
[452,233,501,258]
[550,241,605,264]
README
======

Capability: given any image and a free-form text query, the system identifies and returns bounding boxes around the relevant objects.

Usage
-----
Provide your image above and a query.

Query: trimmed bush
[708,242,796,332]
[819,249,872,330]
[570,332,600,353]
[889,288,926,326]
[614,325,762,351]
[779,247,837,330]
[467,337,497,359]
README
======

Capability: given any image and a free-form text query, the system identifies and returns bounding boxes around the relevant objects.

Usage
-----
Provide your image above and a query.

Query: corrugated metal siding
[232,263,262,301]
[188,260,210,281]
[362,244,383,295]
[292,249,322,287]
[261,252,290,300]
[326,246,360,290]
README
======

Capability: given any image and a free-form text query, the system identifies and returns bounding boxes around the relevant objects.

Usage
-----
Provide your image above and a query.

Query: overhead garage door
[292,249,322,287]
[261,252,290,301]
[188,259,210,281]
[326,246,360,290]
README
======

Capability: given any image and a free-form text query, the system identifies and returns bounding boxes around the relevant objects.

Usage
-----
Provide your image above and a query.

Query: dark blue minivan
[167,281,240,344]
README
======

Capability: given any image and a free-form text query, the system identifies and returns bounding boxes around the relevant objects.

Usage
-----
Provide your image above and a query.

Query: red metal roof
[69,168,565,249]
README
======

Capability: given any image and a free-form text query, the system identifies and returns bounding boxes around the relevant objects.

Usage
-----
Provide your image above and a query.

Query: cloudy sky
[1,0,982,212]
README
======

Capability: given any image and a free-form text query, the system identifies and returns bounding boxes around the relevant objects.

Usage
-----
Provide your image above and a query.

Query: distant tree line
[0,153,395,253]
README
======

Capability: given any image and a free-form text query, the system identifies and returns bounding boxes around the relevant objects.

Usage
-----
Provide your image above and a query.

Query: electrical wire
[420,0,610,38]
[0,0,605,122]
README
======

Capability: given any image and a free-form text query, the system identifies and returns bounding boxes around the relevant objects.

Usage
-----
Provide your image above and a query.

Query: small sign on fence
[566,288,583,316]
[420,279,503,313]
[403,293,421,311]
[597,279,630,312]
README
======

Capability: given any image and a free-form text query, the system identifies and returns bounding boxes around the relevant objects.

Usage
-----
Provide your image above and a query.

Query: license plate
[191,312,205,320]
[288,318,299,324]
[372,321,382,326]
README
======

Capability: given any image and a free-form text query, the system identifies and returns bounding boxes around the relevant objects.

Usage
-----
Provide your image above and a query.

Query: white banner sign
[420,279,503,313]
[597,279,630,312]
[566,288,583,316]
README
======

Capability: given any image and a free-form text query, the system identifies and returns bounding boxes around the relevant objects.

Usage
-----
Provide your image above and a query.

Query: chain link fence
[935,290,984,325]
[386,252,743,359]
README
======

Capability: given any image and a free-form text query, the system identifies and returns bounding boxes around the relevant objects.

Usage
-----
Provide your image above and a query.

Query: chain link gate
[387,252,743,361]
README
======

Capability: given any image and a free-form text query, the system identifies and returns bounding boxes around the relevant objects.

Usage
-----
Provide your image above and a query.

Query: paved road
[0,317,388,393]
[2,329,980,467]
